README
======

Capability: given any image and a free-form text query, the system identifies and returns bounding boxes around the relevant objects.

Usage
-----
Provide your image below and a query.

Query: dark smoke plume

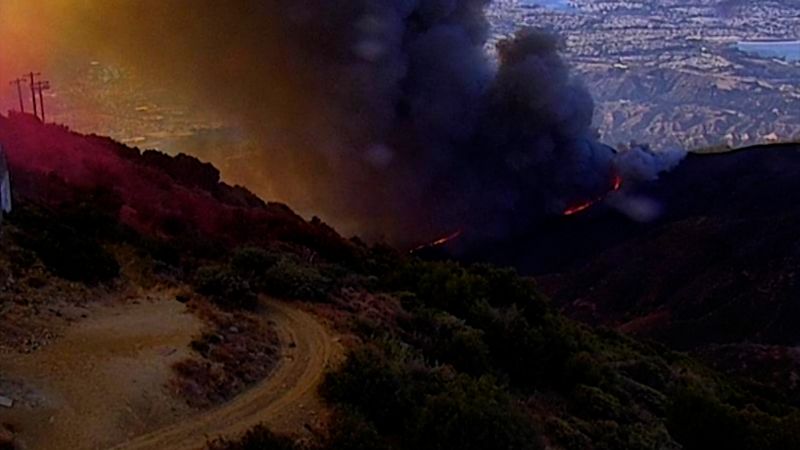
[66,0,622,243]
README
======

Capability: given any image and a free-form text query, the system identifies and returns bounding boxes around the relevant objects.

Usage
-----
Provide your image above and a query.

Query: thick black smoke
[72,0,623,243]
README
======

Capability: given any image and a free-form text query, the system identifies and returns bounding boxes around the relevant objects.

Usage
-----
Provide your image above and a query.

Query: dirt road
[0,296,203,450]
[1,299,339,450]
[112,300,338,450]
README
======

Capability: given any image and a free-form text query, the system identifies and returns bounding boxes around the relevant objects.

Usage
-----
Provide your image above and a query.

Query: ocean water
[737,41,800,62]
[520,0,572,10]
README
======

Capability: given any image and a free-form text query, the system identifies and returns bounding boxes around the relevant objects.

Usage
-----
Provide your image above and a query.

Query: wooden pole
[23,72,41,119]
[34,81,50,123]
[8,79,25,113]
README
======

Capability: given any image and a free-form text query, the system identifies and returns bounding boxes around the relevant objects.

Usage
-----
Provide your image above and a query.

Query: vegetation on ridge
[1,118,799,449]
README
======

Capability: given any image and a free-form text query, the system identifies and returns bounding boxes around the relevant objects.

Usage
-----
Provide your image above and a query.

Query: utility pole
[8,79,25,113]
[23,72,41,119]
[33,81,50,123]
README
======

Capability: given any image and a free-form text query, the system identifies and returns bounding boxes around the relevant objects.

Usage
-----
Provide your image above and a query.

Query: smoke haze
[2,1,643,243]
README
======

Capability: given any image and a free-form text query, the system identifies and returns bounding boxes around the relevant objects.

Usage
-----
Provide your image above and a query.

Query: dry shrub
[171,299,280,407]
[318,289,408,335]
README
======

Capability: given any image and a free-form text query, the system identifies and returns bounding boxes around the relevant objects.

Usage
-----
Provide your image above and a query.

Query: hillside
[0,112,353,261]
[1,116,799,449]
[535,143,800,401]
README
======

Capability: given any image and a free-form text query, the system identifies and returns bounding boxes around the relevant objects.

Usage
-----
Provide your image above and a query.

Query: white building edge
[0,144,12,224]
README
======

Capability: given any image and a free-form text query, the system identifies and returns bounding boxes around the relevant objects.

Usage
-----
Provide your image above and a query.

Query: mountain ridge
[0,112,355,262]
[2,115,800,449]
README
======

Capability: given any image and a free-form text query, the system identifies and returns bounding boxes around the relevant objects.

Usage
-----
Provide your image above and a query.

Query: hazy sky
[0,1,605,242]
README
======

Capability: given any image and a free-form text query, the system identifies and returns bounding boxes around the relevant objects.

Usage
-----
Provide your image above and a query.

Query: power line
[33,80,51,123]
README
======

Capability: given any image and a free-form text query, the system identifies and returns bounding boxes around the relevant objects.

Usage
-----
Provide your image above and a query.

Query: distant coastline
[519,0,573,10]
[737,40,800,62]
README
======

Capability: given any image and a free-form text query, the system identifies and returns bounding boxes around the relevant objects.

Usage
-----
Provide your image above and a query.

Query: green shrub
[322,341,541,450]
[230,247,278,280]
[194,248,333,305]
[386,261,548,327]
[563,351,606,388]
[476,305,553,386]
[8,202,121,284]
[195,265,258,310]
[226,247,333,301]
[326,409,390,450]
[571,385,624,421]
[402,309,492,376]
[261,257,332,301]
[206,425,300,450]
[469,264,546,310]
[410,375,541,450]
[23,223,119,284]
[667,386,800,450]
[321,341,435,434]
[667,387,745,449]
[543,417,592,450]
[140,237,181,267]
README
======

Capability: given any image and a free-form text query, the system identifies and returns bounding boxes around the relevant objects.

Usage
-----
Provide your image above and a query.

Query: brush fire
[0,0,688,247]
[410,230,464,254]
[563,175,623,216]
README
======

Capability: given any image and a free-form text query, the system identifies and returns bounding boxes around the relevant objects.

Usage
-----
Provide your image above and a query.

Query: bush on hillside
[411,374,541,450]
[8,199,123,284]
[205,412,389,450]
[385,261,548,323]
[205,255,800,450]
[260,256,333,301]
[230,246,279,280]
[321,341,439,434]
[321,340,541,450]
[195,265,258,310]
[193,246,334,306]
[228,247,334,301]
[35,226,119,284]
[400,309,492,375]
[14,219,119,284]
[667,386,800,450]
[325,408,390,450]
[206,425,300,450]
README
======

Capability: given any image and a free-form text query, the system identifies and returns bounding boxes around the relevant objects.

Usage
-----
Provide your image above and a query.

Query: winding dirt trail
[112,300,339,450]
[0,298,340,450]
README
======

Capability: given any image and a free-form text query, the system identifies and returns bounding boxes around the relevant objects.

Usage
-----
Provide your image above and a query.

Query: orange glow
[410,230,463,254]
[563,201,596,216]
[612,175,622,191]
[562,174,624,216]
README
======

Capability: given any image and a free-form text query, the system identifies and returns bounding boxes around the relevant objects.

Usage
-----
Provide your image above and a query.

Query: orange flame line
[563,202,595,216]
[410,230,463,254]
[562,175,624,216]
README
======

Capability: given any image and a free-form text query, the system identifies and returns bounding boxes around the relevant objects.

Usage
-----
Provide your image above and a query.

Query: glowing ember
[612,175,623,191]
[562,175,624,216]
[563,201,596,216]
[410,230,463,254]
